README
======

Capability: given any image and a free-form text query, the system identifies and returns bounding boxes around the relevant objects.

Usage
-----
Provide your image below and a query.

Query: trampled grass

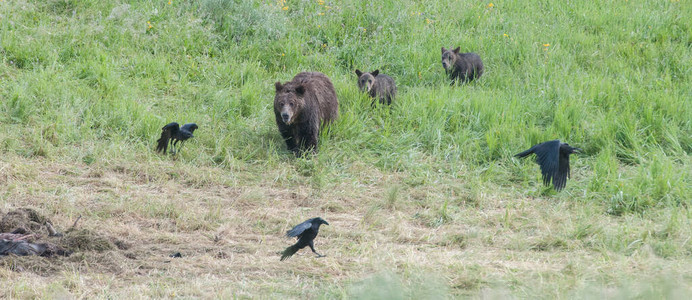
[1,0,691,298]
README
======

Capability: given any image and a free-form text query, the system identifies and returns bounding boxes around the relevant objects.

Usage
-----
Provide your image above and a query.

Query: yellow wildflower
[321,44,326,48]
[281,53,285,56]
[318,0,324,5]
[488,3,494,8]
[282,6,288,10]
[503,33,508,37]
[426,18,431,24]
[543,43,550,47]
[318,12,324,16]
[168,1,171,4]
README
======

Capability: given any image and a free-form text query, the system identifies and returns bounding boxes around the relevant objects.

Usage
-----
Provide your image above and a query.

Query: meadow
[1,0,691,298]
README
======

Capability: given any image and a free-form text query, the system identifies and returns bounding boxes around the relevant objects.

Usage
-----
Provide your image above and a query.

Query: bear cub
[274,72,339,156]
[355,69,397,106]
[441,47,484,84]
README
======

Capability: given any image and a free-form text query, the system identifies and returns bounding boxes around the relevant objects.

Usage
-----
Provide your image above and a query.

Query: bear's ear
[441,47,446,54]
[355,69,363,77]
[371,69,379,77]
[453,47,460,54]
[275,82,283,92]
[295,85,305,96]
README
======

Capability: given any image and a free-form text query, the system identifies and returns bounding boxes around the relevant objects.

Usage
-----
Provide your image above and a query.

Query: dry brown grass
[1,153,690,298]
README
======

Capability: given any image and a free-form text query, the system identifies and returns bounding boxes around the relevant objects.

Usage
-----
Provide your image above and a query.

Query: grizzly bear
[355,69,397,105]
[274,72,339,155]
[441,47,484,84]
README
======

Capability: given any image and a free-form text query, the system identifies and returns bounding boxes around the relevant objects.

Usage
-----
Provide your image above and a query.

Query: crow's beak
[324,221,330,225]
[574,148,583,153]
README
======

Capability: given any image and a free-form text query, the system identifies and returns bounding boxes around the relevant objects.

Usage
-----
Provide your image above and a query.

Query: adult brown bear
[274,72,338,155]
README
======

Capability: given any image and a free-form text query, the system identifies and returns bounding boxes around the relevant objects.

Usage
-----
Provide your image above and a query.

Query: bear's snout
[281,112,291,123]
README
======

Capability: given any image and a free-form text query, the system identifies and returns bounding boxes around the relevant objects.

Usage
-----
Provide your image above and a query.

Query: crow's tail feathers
[280,244,300,261]
[156,136,169,153]
[514,148,534,158]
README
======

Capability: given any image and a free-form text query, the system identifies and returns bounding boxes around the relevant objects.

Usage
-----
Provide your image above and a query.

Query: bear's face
[441,47,460,70]
[274,82,305,125]
[355,69,380,93]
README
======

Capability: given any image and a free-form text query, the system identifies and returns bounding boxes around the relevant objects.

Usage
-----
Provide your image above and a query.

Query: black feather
[286,220,313,237]
[156,122,180,153]
[515,139,580,191]
[180,123,198,136]
[280,244,300,261]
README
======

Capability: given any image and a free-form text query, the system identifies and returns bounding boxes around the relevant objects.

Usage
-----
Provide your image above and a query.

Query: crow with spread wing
[156,122,198,154]
[515,139,581,191]
[280,217,329,261]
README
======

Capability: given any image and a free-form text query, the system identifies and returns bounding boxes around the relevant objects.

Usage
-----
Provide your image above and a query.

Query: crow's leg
[308,241,325,258]
[169,139,177,154]
[177,140,186,153]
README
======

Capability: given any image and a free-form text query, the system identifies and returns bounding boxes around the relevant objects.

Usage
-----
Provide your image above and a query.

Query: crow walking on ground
[515,139,581,191]
[156,122,198,154]
[280,217,329,261]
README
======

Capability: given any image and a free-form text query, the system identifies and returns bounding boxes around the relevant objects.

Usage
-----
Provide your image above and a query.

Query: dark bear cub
[355,69,397,105]
[441,47,484,84]
[274,72,339,155]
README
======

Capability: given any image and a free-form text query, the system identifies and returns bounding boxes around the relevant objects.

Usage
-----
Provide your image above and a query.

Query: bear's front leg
[277,122,299,154]
[282,132,299,154]
[295,122,319,155]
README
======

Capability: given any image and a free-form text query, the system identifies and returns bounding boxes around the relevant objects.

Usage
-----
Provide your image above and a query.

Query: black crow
[280,217,329,261]
[156,122,198,154]
[515,139,582,191]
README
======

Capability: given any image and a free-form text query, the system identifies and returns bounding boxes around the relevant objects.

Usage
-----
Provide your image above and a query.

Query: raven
[515,139,582,191]
[156,122,198,154]
[280,217,329,261]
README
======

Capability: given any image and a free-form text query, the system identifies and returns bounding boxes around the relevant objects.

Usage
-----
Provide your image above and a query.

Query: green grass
[1,0,691,298]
